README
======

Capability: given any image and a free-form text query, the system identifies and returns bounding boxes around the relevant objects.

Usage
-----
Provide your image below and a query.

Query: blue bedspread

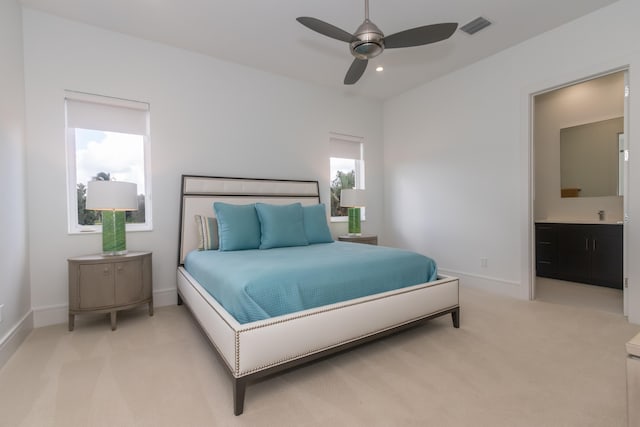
[184,241,437,324]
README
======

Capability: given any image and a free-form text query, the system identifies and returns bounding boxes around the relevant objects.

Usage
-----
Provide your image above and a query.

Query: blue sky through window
[75,128,145,195]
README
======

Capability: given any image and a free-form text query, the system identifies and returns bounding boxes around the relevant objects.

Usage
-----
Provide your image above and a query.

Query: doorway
[531,70,628,314]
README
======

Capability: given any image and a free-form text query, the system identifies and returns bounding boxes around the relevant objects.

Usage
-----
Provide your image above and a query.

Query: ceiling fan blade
[344,58,368,85]
[384,22,458,49]
[296,17,355,43]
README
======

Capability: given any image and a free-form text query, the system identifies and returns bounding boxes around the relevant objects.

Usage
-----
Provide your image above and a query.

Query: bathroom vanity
[535,221,623,289]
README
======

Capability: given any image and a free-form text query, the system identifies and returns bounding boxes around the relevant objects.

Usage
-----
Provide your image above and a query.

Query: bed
[176,175,460,415]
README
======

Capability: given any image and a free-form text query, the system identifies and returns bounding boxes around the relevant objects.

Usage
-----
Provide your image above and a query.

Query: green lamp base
[101,210,127,256]
[347,207,361,235]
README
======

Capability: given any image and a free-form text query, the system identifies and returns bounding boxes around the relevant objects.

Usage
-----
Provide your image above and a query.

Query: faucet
[598,210,605,221]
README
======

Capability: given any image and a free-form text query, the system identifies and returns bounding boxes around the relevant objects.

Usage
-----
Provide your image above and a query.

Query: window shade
[329,134,363,160]
[65,92,149,135]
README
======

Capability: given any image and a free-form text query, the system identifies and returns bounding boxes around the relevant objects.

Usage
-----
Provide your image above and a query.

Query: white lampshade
[340,189,365,207]
[86,181,138,211]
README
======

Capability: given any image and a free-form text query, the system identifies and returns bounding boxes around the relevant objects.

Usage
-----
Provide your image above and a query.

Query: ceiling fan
[297,0,458,85]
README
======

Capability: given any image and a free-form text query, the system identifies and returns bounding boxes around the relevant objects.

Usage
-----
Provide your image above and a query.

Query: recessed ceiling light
[376,66,384,72]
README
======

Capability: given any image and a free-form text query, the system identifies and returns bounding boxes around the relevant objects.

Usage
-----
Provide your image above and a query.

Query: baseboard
[33,303,68,328]
[439,268,527,300]
[0,310,34,370]
[153,288,179,307]
[33,288,180,328]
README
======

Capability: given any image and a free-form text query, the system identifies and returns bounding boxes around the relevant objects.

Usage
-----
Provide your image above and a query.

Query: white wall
[0,0,32,366]
[22,9,384,326]
[535,72,624,221]
[383,0,640,323]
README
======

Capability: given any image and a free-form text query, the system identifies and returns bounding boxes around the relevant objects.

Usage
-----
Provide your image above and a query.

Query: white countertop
[535,219,624,225]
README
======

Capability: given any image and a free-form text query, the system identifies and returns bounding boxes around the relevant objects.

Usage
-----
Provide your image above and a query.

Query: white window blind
[65,92,149,135]
[329,133,363,160]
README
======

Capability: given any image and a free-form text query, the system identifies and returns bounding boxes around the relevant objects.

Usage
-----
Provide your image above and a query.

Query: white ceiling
[20,0,620,100]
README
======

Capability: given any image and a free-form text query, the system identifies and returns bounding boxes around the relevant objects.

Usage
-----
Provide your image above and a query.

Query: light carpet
[0,286,638,427]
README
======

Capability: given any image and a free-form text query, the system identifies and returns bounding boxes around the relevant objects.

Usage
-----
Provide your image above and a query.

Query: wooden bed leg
[451,308,460,328]
[177,293,183,306]
[233,378,246,416]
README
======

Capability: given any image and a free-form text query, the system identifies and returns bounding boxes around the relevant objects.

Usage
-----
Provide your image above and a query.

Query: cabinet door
[78,264,115,309]
[115,259,144,305]
[591,226,623,288]
[557,225,591,284]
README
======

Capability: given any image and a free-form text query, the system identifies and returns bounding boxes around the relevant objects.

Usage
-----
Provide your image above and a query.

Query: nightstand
[338,234,378,245]
[68,251,153,331]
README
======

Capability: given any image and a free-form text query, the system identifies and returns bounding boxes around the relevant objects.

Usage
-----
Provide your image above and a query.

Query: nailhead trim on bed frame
[183,267,455,377]
[236,306,458,376]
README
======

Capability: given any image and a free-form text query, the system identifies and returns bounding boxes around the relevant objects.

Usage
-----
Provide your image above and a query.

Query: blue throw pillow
[213,202,261,251]
[255,203,309,249]
[303,204,334,244]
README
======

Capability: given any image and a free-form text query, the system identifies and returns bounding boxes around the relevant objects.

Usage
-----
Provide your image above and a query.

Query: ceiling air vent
[460,17,492,35]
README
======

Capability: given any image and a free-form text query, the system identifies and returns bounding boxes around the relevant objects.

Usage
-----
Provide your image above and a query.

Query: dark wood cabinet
[587,226,623,287]
[557,225,593,284]
[535,223,622,289]
[535,224,558,277]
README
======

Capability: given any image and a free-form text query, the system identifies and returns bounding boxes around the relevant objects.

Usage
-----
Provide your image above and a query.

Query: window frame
[65,91,152,234]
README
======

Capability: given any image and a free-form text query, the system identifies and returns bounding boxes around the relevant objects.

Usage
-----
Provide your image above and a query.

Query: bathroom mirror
[560,117,623,198]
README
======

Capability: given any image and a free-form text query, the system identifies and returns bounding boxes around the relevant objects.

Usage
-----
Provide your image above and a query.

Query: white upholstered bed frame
[176,175,460,415]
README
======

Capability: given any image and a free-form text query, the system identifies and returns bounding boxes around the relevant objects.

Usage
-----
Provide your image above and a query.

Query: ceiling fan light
[350,18,385,59]
[352,41,384,59]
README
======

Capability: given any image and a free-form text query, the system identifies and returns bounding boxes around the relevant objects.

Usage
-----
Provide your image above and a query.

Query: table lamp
[86,180,138,256]
[340,189,365,235]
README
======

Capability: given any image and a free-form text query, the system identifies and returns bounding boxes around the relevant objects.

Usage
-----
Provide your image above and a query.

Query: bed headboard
[178,175,321,265]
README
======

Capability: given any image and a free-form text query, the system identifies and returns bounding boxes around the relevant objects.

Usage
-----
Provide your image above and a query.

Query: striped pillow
[194,215,219,250]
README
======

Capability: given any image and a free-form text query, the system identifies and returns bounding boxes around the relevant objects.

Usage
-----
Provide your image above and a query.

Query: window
[329,133,364,221]
[65,91,151,233]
